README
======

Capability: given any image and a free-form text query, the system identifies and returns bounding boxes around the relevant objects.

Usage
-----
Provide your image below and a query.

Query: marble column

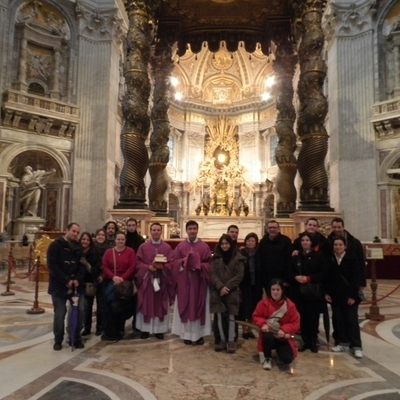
[18,37,28,89]
[149,41,174,215]
[73,4,127,232]
[0,1,8,93]
[272,40,297,217]
[117,0,158,209]
[296,0,332,211]
[51,48,60,98]
[322,0,377,240]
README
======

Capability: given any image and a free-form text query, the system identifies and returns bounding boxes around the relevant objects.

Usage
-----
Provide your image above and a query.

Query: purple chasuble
[135,241,173,323]
[172,239,212,325]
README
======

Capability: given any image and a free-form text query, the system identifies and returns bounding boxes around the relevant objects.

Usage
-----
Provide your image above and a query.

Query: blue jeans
[52,294,85,344]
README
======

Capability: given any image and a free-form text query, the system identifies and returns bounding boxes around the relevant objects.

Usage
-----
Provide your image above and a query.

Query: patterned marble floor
[1,274,400,400]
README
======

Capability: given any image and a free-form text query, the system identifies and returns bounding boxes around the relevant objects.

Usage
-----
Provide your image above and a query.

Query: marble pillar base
[107,209,155,238]
[275,218,296,241]
[182,215,263,240]
[290,211,342,237]
[13,217,46,242]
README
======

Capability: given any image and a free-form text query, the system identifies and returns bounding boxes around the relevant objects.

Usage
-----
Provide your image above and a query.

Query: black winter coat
[257,233,292,288]
[289,250,327,297]
[326,230,366,287]
[324,252,360,306]
[47,236,85,297]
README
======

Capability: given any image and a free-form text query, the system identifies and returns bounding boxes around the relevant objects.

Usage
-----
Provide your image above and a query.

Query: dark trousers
[331,302,362,349]
[83,290,103,332]
[296,298,321,346]
[213,313,238,343]
[262,332,293,364]
[103,299,129,340]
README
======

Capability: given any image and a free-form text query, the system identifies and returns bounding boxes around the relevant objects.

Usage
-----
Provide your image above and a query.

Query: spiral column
[273,41,297,217]
[296,0,332,211]
[117,0,158,209]
[149,41,174,215]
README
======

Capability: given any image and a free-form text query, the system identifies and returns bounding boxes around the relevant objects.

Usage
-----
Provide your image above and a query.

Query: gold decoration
[34,234,54,266]
[191,115,254,217]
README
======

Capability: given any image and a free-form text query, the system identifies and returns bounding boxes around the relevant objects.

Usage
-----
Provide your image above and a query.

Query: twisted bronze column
[117,0,158,209]
[273,41,298,217]
[149,42,174,215]
[296,0,332,210]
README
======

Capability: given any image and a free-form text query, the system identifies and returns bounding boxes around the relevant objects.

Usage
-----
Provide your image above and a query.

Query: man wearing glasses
[257,220,292,293]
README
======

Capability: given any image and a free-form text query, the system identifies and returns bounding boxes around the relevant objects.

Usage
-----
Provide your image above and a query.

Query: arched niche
[168,193,180,224]
[3,150,70,233]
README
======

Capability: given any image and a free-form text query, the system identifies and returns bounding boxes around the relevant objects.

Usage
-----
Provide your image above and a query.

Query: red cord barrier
[8,255,36,279]
[360,282,400,305]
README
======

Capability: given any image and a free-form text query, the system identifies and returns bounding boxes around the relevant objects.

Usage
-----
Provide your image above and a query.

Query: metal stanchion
[27,256,45,314]
[1,249,15,296]
[365,258,385,321]
[1,245,15,285]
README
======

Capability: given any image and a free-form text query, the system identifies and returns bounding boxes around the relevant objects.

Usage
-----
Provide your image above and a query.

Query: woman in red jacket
[253,278,300,370]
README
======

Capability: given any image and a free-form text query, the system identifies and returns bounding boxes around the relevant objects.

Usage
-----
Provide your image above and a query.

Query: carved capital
[322,0,377,40]
[75,3,127,43]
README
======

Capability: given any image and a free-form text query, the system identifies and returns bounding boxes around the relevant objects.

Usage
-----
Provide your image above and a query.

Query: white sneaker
[259,352,265,364]
[332,345,350,352]
[262,358,272,370]
[354,350,363,358]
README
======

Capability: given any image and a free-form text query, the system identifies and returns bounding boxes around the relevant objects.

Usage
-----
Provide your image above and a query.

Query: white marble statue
[19,166,56,217]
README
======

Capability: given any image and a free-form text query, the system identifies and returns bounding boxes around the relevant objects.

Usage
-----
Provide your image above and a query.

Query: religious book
[154,254,168,263]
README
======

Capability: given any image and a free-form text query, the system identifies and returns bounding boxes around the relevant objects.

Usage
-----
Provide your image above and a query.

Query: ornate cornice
[75,2,127,43]
[323,0,377,41]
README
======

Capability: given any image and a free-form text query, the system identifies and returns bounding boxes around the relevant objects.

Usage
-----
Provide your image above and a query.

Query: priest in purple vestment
[171,220,212,345]
[134,223,174,340]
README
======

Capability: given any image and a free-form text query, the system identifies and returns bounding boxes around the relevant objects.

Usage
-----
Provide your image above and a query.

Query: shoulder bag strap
[112,248,117,276]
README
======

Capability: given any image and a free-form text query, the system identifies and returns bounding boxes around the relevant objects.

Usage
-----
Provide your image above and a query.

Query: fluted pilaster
[296,0,332,211]
[272,41,297,217]
[118,0,159,209]
[149,42,174,215]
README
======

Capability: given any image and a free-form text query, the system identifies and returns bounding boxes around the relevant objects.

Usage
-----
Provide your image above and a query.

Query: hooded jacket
[47,236,85,297]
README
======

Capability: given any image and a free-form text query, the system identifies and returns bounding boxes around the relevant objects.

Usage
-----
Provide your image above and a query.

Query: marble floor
[1,273,400,400]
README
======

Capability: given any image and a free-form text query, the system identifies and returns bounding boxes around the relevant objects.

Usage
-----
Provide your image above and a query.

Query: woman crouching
[253,278,300,370]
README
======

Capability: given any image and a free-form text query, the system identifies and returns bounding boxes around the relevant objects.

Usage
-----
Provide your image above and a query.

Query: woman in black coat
[79,232,102,336]
[325,236,363,358]
[289,232,326,353]
[238,232,262,339]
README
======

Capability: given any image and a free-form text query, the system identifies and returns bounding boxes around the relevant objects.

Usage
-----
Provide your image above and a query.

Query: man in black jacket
[257,220,292,291]
[125,218,145,253]
[47,222,86,351]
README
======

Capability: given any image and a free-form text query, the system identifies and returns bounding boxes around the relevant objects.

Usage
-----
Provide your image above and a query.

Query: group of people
[46,216,366,372]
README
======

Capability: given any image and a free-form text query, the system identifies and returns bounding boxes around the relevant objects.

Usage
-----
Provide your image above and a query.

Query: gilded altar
[189,115,254,217]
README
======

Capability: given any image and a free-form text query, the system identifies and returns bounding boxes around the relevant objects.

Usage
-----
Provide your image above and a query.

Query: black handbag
[299,283,323,300]
[297,256,323,301]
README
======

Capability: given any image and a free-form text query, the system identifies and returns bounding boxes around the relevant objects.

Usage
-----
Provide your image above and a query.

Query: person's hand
[277,329,285,338]
[97,276,103,283]
[292,250,299,257]
[347,298,355,306]
[295,275,307,284]
[325,294,332,303]
[261,324,269,333]
[220,287,230,296]
[153,262,164,270]
[148,264,156,272]
[73,280,79,287]
[113,276,123,285]
[66,280,73,288]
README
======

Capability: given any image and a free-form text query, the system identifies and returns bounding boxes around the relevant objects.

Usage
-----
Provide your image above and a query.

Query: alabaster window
[269,135,277,167]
